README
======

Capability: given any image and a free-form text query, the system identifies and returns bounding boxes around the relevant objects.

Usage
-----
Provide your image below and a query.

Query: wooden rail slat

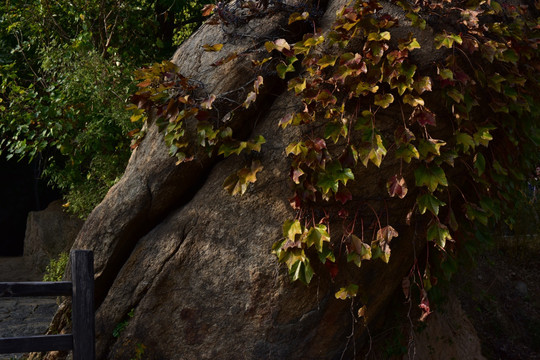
[71,250,95,360]
[0,282,72,297]
[0,250,95,359]
[0,334,73,353]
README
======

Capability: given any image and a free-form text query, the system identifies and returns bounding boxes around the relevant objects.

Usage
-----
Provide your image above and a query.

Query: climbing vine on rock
[129,0,539,320]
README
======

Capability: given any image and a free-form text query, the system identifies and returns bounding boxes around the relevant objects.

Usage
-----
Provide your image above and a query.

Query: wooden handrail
[0,250,95,360]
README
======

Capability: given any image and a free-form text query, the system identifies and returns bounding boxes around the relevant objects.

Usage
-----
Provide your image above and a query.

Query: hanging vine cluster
[128,0,539,319]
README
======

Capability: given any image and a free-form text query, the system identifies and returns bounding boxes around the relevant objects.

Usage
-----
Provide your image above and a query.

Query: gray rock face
[24,200,83,273]
[43,1,473,359]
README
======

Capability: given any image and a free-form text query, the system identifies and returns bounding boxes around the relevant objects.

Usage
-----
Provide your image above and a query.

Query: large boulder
[42,0,535,358]
[49,1,432,358]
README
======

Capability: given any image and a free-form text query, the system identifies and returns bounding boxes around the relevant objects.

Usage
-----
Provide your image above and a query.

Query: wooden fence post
[70,250,95,360]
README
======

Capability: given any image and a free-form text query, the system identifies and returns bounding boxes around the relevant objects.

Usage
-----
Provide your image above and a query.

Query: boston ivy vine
[129,0,539,320]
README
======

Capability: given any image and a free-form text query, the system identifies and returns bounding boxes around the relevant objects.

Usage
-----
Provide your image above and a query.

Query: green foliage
[113,308,135,338]
[43,252,69,282]
[130,0,539,320]
[0,0,207,217]
[131,343,147,360]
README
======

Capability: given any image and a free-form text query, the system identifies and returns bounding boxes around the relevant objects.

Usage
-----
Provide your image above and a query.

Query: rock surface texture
[24,200,83,273]
[40,0,491,359]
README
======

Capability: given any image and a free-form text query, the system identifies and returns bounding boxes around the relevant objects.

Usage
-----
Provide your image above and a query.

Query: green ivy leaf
[218,141,247,157]
[318,242,336,264]
[465,203,489,226]
[418,138,446,160]
[473,126,495,147]
[437,149,458,167]
[455,132,475,153]
[276,62,295,79]
[434,31,462,49]
[324,121,348,143]
[351,234,372,260]
[288,77,306,94]
[398,35,421,51]
[290,257,314,285]
[417,193,446,216]
[427,222,452,248]
[447,88,464,103]
[438,67,454,80]
[473,152,486,176]
[406,12,426,29]
[403,94,424,107]
[359,135,387,167]
[413,76,432,94]
[305,224,330,252]
[223,161,263,195]
[282,219,303,241]
[317,174,339,195]
[374,93,394,109]
[286,141,308,156]
[415,165,448,192]
[480,197,501,221]
[317,161,354,195]
[318,54,338,69]
[501,49,518,63]
[395,143,420,163]
[335,283,359,300]
[492,159,508,176]
[316,89,337,107]
[288,11,309,24]
[355,81,379,95]
[347,252,363,267]
[487,73,505,92]
[367,31,391,41]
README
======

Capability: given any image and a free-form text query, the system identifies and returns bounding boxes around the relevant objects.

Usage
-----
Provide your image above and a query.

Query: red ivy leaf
[325,261,339,280]
[394,126,416,144]
[387,175,408,199]
[338,208,349,218]
[254,75,264,94]
[289,194,302,210]
[411,107,436,127]
[212,52,238,66]
[243,91,257,109]
[335,187,353,205]
[202,4,216,16]
[291,167,304,184]
[201,94,216,110]
[419,289,432,321]
[127,129,140,137]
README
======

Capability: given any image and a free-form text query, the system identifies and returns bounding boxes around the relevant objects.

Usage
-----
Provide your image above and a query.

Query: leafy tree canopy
[0,0,206,217]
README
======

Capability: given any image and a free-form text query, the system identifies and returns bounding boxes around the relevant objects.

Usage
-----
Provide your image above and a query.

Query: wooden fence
[0,250,95,360]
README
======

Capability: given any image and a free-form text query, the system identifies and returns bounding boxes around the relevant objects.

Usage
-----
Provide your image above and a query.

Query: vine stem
[340,298,357,360]
[365,202,382,232]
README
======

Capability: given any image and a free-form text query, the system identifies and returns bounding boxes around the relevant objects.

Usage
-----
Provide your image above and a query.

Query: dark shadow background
[0,156,60,256]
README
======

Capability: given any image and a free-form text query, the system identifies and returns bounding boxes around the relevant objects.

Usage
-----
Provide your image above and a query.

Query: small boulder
[24,200,83,273]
